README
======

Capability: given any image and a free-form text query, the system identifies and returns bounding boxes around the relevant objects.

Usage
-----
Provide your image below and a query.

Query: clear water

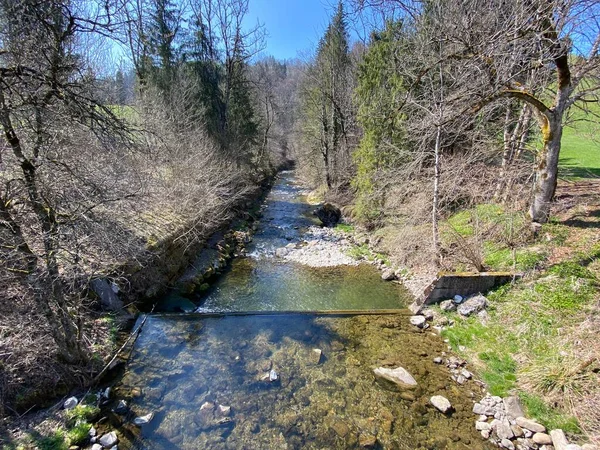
[107,173,491,449]
[194,172,409,312]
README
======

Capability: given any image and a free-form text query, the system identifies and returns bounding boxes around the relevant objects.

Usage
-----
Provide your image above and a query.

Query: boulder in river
[99,431,118,448]
[133,413,154,426]
[430,395,452,413]
[373,366,417,388]
[314,203,341,227]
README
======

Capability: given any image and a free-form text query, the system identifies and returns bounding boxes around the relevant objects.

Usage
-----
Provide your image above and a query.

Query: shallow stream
[110,173,491,449]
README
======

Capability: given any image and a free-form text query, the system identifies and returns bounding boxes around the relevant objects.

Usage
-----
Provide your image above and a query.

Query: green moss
[65,404,100,424]
[335,223,354,233]
[66,422,91,445]
[34,430,68,450]
[520,392,581,434]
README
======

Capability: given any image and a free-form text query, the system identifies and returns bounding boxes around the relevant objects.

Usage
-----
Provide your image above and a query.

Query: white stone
[550,429,569,450]
[430,395,452,413]
[63,396,78,410]
[92,444,103,450]
[409,315,427,328]
[373,366,417,388]
[218,405,232,416]
[501,438,515,449]
[99,431,118,448]
[453,295,464,303]
[133,413,154,426]
[269,369,278,381]
[516,417,546,433]
[476,421,491,431]
[533,433,553,445]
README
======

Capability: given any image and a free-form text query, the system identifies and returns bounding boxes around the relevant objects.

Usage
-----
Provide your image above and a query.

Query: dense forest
[1,0,600,445]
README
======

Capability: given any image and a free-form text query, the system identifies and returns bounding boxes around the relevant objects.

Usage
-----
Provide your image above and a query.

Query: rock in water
[113,399,128,415]
[92,444,103,450]
[409,315,427,328]
[373,366,418,388]
[430,395,452,413]
[457,294,488,316]
[381,269,396,281]
[63,396,78,410]
[311,348,323,365]
[99,431,118,448]
[133,413,154,426]
[269,369,278,381]
[314,203,341,227]
[218,405,232,416]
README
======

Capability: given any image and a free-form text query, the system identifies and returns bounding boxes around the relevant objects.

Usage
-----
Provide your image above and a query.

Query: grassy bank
[433,188,600,445]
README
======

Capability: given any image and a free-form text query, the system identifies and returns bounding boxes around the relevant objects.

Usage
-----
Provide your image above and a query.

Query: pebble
[440,300,456,311]
[113,399,128,414]
[516,417,546,433]
[430,395,452,413]
[269,369,278,381]
[501,438,515,449]
[433,357,443,364]
[218,405,232,416]
[92,445,103,450]
[533,433,554,445]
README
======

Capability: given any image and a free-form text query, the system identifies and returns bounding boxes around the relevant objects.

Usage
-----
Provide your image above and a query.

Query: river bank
[331,180,600,448]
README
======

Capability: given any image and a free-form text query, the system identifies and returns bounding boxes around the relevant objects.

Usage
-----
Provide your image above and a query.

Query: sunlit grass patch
[520,392,581,434]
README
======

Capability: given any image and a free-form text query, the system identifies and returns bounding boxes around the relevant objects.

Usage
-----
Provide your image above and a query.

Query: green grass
[66,423,91,445]
[558,98,600,179]
[347,243,371,260]
[34,431,69,450]
[65,404,100,425]
[483,243,546,271]
[520,392,581,434]
[335,223,354,233]
[478,351,518,397]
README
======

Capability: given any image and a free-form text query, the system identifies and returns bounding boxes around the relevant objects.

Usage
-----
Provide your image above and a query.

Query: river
[107,172,490,449]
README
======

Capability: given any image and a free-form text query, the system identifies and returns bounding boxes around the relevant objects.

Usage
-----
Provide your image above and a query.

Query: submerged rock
[63,396,78,410]
[373,366,418,388]
[311,348,323,365]
[218,405,231,417]
[113,399,128,415]
[99,431,118,448]
[133,413,154,426]
[269,369,278,381]
[430,395,452,413]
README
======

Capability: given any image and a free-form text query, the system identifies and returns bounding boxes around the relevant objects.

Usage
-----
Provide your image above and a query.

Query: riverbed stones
[373,366,418,388]
[113,399,128,414]
[457,294,488,317]
[430,395,452,413]
[99,431,118,448]
[550,429,569,450]
[311,348,323,365]
[516,417,546,433]
[409,315,427,328]
[358,433,377,447]
[92,444,103,450]
[501,438,515,449]
[492,418,515,440]
[63,396,78,410]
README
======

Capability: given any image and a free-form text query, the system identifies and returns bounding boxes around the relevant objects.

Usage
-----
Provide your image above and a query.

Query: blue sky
[243,0,340,60]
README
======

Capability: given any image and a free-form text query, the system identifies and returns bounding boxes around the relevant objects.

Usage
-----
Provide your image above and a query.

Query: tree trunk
[530,112,562,223]
[432,124,441,264]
